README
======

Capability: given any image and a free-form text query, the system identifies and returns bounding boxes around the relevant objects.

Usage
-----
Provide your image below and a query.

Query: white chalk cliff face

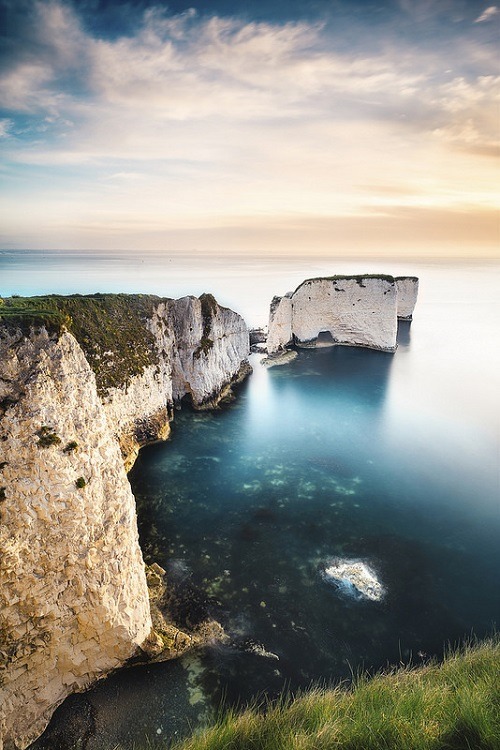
[0,294,249,750]
[0,329,152,750]
[267,275,418,354]
[169,295,251,409]
[395,277,419,320]
[267,295,293,356]
[104,295,250,470]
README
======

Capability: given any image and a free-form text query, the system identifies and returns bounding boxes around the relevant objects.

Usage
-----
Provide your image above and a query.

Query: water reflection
[397,319,412,347]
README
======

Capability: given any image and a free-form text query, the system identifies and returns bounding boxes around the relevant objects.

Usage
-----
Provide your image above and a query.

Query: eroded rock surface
[0,293,249,750]
[267,275,418,354]
[260,350,298,368]
[395,277,419,320]
[0,329,151,749]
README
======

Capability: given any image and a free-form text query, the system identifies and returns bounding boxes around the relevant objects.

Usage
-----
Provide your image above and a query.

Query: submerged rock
[321,559,385,601]
[260,350,298,368]
[241,640,279,661]
[141,563,227,663]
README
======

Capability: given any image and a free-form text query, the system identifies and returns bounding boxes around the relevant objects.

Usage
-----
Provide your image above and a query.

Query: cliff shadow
[397,320,412,348]
[326,346,395,408]
[28,694,95,750]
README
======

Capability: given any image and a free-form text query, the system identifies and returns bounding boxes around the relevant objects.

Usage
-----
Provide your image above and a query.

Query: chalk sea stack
[267,275,418,354]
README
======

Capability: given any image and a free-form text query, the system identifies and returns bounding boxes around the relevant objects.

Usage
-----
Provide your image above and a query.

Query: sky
[0,0,498,258]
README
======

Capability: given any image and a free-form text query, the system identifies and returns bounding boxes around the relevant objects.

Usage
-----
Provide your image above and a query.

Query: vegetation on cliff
[294,275,396,295]
[162,638,499,750]
[0,293,165,395]
[194,293,217,358]
[0,292,234,395]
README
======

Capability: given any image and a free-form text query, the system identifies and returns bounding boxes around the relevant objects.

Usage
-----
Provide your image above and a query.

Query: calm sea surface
[5,251,499,749]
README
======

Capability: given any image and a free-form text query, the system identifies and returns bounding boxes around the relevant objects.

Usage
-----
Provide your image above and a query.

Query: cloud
[0,118,12,137]
[474,6,499,23]
[429,75,500,155]
[0,1,497,256]
[0,1,442,161]
[398,0,470,23]
[0,3,495,167]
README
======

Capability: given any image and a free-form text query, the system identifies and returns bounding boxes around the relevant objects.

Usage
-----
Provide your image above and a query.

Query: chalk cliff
[0,293,249,750]
[395,276,419,320]
[267,275,418,354]
[102,294,250,470]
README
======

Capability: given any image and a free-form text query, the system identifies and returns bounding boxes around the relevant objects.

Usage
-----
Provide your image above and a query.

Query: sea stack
[395,276,419,320]
[267,275,418,354]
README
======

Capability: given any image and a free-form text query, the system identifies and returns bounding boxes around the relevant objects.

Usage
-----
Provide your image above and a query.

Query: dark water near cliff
[17,256,499,749]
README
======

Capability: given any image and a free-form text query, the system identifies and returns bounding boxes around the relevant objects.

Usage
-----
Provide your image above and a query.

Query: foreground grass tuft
[156,638,499,750]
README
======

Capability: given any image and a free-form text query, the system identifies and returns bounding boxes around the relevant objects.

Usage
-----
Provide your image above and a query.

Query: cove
[33,317,499,749]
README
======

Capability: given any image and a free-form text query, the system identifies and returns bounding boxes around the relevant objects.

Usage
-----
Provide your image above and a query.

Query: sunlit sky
[0,0,498,257]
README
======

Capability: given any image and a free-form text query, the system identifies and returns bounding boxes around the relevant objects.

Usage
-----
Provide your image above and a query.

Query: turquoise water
[128,340,499,716]
[11,254,499,748]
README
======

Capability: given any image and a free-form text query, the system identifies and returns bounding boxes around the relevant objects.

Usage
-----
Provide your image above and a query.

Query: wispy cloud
[0,1,498,254]
[3,3,493,159]
[0,119,12,138]
[474,6,499,23]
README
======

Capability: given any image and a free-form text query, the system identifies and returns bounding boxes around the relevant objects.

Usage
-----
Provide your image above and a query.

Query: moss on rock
[295,274,395,294]
[192,293,219,359]
[0,293,168,395]
[36,426,62,448]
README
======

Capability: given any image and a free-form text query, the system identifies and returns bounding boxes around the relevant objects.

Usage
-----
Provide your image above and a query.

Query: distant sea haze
[1,251,499,438]
[1,249,498,327]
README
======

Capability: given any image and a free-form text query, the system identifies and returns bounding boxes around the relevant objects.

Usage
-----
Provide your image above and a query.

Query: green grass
[0,292,227,394]
[294,275,396,294]
[154,638,500,750]
[36,425,62,448]
[0,293,164,395]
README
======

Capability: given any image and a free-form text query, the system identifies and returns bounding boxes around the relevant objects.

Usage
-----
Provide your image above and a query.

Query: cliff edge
[0,293,250,750]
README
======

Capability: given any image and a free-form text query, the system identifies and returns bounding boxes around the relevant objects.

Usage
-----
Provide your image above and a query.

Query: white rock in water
[245,642,279,660]
[322,559,385,601]
[267,274,419,354]
[395,276,419,320]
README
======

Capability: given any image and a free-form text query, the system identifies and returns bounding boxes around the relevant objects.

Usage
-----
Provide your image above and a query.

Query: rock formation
[321,559,385,602]
[0,293,249,750]
[394,276,419,320]
[267,275,418,354]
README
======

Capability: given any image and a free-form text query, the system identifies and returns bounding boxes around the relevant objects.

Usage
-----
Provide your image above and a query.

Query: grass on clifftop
[0,294,163,394]
[152,638,500,750]
[294,275,396,294]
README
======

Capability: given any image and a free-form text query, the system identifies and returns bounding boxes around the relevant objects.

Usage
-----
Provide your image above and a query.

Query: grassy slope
[0,293,163,394]
[166,638,499,750]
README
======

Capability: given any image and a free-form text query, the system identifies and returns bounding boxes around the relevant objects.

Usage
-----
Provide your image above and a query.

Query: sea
[2,250,499,749]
